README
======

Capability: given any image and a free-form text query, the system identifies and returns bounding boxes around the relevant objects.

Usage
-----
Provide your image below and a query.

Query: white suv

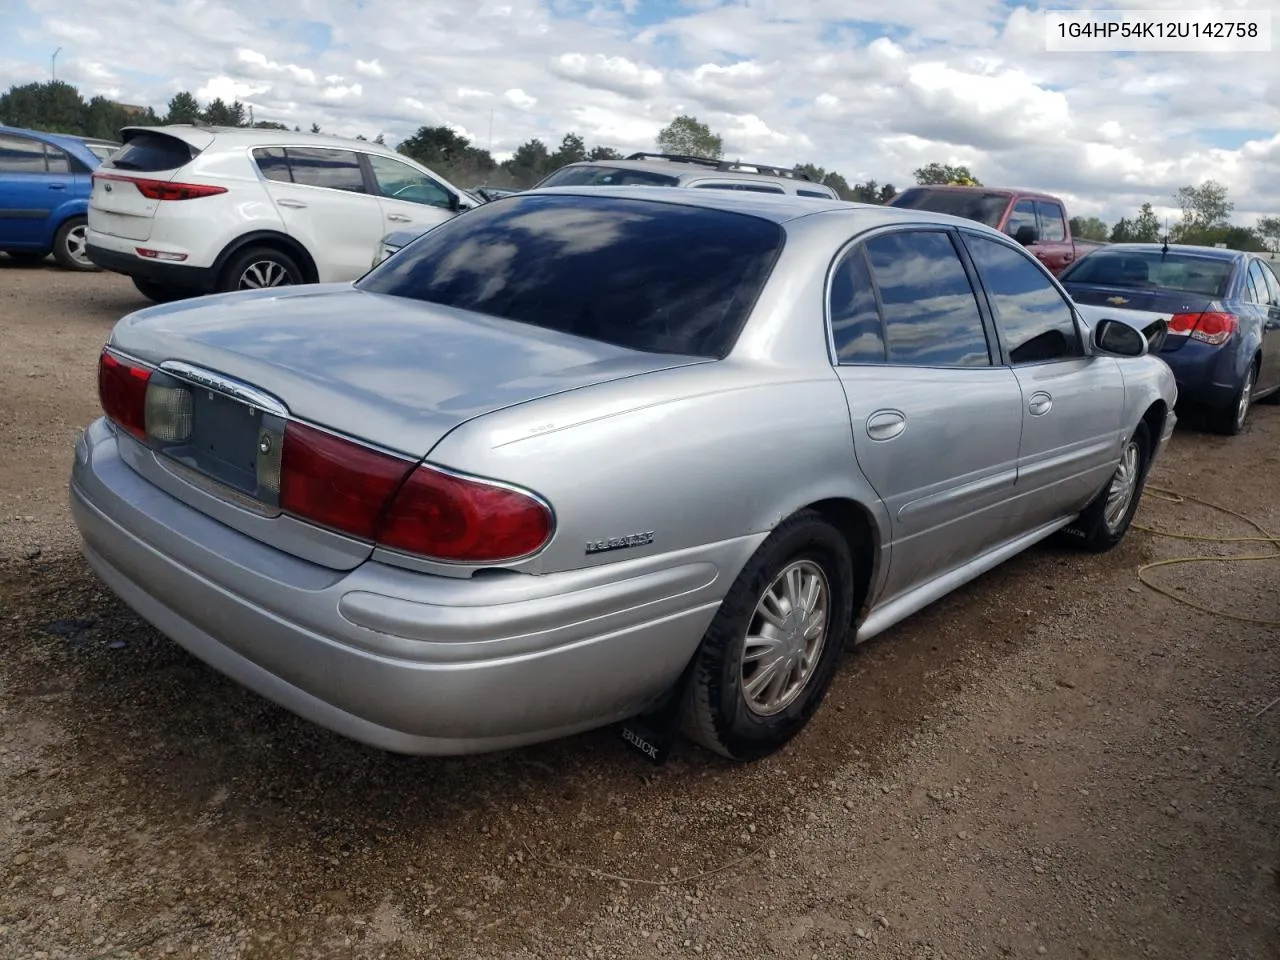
[86,125,475,302]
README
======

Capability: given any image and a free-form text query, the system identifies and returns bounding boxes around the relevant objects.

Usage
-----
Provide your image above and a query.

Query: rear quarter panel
[422,361,890,579]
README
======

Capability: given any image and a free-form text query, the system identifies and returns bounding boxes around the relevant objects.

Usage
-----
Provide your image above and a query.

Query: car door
[1033,199,1074,275]
[0,132,60,249]
[362,152,465,242]
[250,145,385,282]
[828,226,1025,602]
[960,230,1126,529]
[1246,259,1280,394]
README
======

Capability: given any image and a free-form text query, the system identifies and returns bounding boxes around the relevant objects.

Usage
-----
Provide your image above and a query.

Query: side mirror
[1014,225,1039,246]
[1093,318,1148,357]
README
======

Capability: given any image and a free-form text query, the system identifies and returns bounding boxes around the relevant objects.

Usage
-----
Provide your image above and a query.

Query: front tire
[52,217,97,272]
[681,510,855,761]
[217,246,304,293]
[1059,420,1151,553]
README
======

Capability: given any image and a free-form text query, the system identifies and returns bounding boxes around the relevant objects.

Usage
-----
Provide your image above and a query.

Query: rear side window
[798,189,832,198]
[1258,260,1280,306]
[0,134,47,173]
[104,132,194,172]
[964,233,1083,364]
[829,246,886,363]
[274,147,365,193]
[357,194,785,358]
[252,147,293,182]
[535,164,679,188]
[44,145,71,174]
[862,230,991,366]
[1035,201,1067,242]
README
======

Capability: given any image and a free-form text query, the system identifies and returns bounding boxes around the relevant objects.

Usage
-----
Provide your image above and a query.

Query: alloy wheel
[1104,439,1141,532]
[238,260,293,289]
[740,560,831,717]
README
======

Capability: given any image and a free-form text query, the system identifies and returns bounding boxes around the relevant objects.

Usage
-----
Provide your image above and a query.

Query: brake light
[377,463,554,563]
[279,422,416,541]
[94,172,227,201]
[1189,311,1237,345]
[276,420,554,562]
[97,349,152,441]
[1167,312,1198,333]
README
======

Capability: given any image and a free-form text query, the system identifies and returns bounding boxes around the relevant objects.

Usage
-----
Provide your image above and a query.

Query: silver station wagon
[70,187,1177,762]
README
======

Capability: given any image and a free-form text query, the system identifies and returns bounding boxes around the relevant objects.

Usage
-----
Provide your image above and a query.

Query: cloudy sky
[2,0,1277,228]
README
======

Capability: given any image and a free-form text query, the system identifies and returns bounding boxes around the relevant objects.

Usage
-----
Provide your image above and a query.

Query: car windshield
[889,188,1010,228]
[1060,250,1235,297]
[356,193,786,358]
[535,164,679,188]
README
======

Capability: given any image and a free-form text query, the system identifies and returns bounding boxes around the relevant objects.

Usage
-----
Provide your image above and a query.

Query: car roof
[897,184,1065,202]
[522,184,1008,232]
[1085,242,1247,261]
[552,155,832,189]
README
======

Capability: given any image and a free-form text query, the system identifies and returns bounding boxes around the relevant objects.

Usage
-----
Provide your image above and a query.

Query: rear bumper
[1159,340,1245,409]
[86,239,215,292]
[68,417,737,755]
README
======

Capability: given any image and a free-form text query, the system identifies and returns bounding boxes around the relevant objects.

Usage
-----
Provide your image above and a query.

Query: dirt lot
[2,257,1278,960]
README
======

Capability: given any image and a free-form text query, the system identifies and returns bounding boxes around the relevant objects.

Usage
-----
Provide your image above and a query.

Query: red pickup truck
[886,185,1106,276]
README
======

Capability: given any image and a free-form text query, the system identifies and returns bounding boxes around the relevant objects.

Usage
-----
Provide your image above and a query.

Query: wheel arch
[784,496,884,633]
[211,231,319,287]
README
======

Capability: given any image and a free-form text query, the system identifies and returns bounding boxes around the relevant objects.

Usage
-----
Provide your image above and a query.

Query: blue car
[1061,243,1280,436]
[0,125,119,270]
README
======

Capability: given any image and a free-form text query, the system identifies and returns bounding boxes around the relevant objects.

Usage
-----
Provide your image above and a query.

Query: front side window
[965,233,1083,365]
[861,230,991,367]
[280,147,365,193]
[367,154,453,208]
[0,134,47,173]
[1246,261,1275,305]
[1257,260,1280,306]
[1035,201,1066,242]
[357,194,785,358]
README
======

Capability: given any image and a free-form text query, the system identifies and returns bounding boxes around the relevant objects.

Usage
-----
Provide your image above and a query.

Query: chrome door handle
[277,199,307,209]
[48,182,67,190]
[866,409,907,441]
[1028,391,1053,416]
[387,213,412,222]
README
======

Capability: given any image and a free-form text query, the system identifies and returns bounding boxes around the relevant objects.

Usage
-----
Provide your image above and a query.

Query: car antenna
[1160,218,1169,256]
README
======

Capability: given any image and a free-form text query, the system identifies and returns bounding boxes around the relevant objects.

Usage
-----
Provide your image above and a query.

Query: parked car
[70,188,1175,762]
[0,124,119,270]
[85,124,477,303]
[372,153,841,264]
[1061,243,1280,435]
[888,185,1106,275]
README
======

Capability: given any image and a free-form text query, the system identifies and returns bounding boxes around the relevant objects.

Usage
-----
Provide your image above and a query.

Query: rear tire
[52,217,97,272]
[1059,420,1151,553]
[680,510,855,761]
[131,277,198,304]
[1206,360,1257,435]
[217,246,304,293]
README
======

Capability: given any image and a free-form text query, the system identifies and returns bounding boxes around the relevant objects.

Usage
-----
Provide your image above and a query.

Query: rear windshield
[356,193,785,358]
[1060,250,1235,297]
[104,132,195,172]
[535,164,679,188]
[889,188,1010,228]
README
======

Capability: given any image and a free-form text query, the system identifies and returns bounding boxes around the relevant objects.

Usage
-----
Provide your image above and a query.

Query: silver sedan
[69,187,1177,761]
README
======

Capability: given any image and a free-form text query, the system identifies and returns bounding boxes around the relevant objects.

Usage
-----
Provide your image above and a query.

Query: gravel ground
[2,257,1278,960]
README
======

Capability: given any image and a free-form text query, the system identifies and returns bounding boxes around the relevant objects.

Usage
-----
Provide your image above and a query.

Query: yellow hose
[1132,486,1280,626]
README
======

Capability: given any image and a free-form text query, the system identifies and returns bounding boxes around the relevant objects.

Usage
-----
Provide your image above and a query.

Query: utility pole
[51,47,61,83]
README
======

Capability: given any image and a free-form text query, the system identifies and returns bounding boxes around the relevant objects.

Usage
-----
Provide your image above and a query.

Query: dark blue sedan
[0,125,119,270]
[1061,243,1280,435]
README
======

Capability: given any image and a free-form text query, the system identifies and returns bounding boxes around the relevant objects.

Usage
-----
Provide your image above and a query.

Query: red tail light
[278,422,554,563]
[98,349,151,440]
[94,172,227,201]
[377,463,554,563]
[279,422,416,541]
[1167,311,1237,345]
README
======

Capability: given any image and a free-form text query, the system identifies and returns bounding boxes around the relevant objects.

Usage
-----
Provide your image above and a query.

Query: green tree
[913,162,981,186]
[1069,216,1110,242]
[164,91,201,125]
[549,132,587,170]
[1132,203,1162,242]
[1256,215,1280,255]
[310,122,322,134]
[587,145,622,161]
[1110,218,1135,242]
[201,97,246,126]
[0,80,85,133]
[1172,179,1233,242]
[655,114,723,160]
[398,125,472,167]
[502,138,552,186]
[878,184,897,203]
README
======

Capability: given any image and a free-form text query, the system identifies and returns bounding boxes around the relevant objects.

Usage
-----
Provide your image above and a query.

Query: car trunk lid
[1065,282,1218,353]
[89,127,212,242]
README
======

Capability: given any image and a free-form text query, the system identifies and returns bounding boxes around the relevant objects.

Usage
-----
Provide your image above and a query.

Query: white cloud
[2,0,1277,226]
